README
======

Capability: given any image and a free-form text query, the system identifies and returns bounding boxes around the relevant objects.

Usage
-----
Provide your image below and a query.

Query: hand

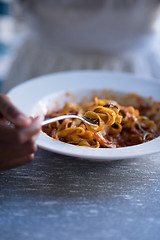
[0,94,43,170]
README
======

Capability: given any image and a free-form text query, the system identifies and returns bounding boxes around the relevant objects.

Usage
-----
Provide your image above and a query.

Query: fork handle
[41,115,81,126]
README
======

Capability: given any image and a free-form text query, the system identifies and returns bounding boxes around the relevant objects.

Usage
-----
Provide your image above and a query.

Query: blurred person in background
[1,0,160,170]
[2,0,160,92]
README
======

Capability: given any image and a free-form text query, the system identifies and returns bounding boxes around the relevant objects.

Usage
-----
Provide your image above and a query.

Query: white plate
[7,70,160,160]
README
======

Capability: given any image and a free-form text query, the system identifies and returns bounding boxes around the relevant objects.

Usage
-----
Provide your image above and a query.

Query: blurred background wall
[0,0,25,92]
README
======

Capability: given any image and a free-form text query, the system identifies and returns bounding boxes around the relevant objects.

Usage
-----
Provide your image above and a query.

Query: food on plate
[42,92,160,148]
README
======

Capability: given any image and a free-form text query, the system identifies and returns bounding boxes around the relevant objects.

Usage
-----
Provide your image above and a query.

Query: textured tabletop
[0,148,160,240]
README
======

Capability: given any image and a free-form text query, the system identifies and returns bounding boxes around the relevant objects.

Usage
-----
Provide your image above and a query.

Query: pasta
[42,95,160,148]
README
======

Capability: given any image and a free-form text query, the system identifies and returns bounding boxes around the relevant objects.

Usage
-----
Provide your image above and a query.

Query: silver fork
[41,115,98,127]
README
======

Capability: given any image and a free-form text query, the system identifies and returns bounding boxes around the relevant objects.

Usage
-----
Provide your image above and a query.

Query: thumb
[0,94,32,127]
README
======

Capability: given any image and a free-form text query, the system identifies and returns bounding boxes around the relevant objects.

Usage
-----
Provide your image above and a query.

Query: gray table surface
[0,148,160,240]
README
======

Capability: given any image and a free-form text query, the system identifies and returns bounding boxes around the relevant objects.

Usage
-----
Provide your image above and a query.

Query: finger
[0,115,42,143]
[0,94,32,127]
[17,116,42,143]
[0,140,38,158]
[0,131,40,150]
[0,153,35,171]
[0,120,19,142]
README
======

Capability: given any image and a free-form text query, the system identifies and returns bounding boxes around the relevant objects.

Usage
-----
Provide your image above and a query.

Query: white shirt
[3,0,160,92]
